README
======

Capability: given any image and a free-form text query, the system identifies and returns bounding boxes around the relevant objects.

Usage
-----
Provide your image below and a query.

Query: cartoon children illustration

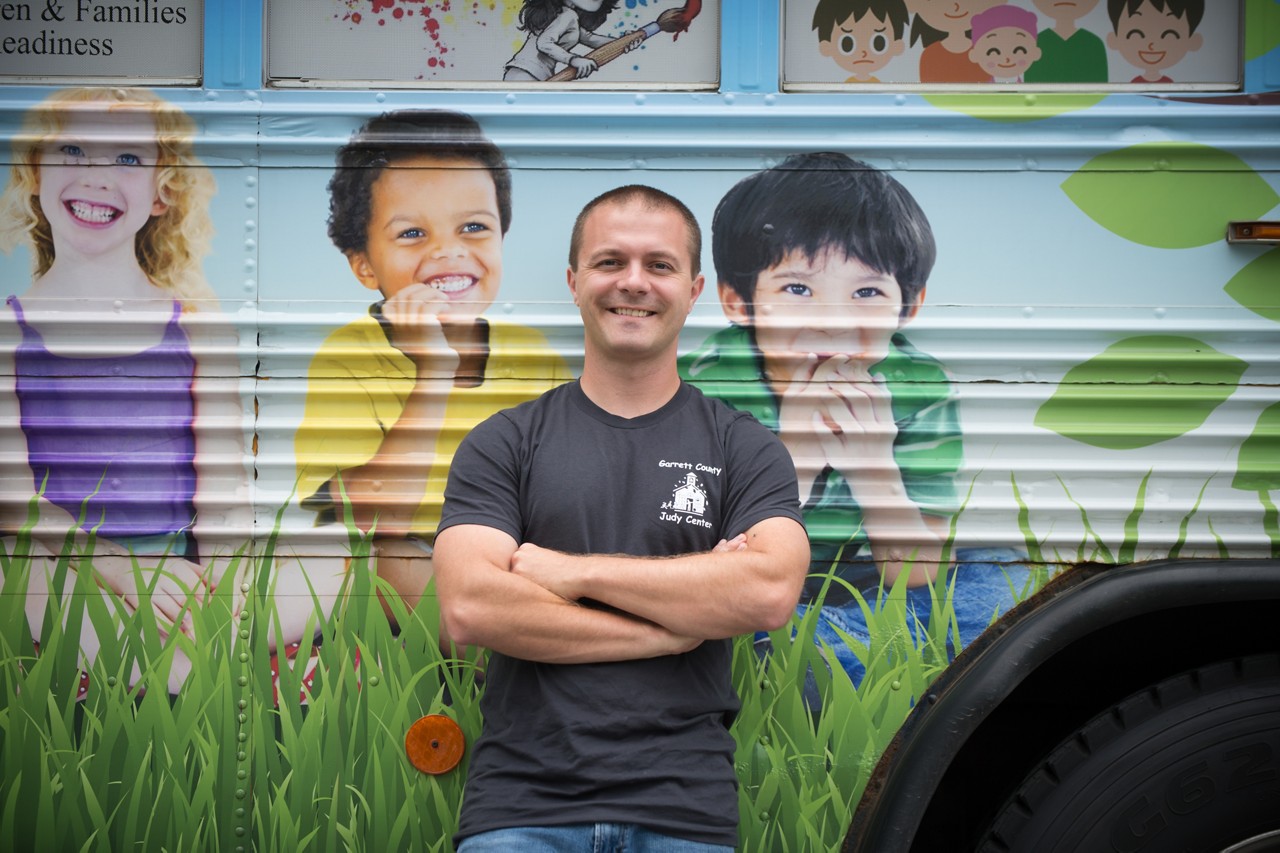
[503,0,622,81]
[968,4,1042,83]
[293,110,570,627]
[1025,0,1108,82]
[813,0,910,83]
[680,152,1027,685]
[0,87,243,692]
[906,0,1001,83]
[1106,0,1203,84]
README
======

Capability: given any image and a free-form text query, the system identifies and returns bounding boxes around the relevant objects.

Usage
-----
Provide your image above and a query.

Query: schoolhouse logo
[659,470,713,529]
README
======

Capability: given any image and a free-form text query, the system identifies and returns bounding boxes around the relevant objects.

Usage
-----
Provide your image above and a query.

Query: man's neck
[579,357,683,419]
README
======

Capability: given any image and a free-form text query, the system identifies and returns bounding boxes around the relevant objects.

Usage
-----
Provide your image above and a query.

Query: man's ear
[688,273,705,314]
[347,252,381,293]
[900,286,926,325]
[718,282,751,325]
[566,265,579,306]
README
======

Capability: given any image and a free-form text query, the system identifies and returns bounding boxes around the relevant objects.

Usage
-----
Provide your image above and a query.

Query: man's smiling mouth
[612,307,655,317]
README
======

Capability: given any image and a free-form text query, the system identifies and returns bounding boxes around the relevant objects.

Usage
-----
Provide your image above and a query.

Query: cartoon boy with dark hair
[681,152,1027,684]
[813,0,909,83]
[1106,0,1204,84]
[1025,0,1108,83]
[295,109,570,618]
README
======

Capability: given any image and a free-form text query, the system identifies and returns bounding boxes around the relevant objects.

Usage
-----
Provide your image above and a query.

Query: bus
[1,1,1277,850]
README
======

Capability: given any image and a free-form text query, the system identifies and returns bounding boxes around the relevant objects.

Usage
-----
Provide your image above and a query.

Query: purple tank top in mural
[8,295,198,541]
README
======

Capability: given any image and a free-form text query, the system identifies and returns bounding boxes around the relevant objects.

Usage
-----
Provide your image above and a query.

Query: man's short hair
[568,185,702,276]
[327,109,513,256]
[1107,0,1204,33]
[712,151,935,318]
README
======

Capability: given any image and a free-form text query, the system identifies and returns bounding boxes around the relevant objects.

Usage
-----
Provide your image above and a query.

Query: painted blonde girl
[0,87,245,690]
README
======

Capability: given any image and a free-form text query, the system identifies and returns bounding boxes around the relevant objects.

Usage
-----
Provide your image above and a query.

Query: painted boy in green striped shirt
[681,152,1026,684]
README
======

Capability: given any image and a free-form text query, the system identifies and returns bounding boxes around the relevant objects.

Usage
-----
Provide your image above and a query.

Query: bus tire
[978,653,1280,853]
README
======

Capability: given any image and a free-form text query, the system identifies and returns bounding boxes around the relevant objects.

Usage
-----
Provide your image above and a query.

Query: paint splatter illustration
[328,0,707,81]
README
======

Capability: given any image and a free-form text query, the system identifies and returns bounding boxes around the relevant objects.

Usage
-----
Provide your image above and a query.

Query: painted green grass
[2,513,1046,851]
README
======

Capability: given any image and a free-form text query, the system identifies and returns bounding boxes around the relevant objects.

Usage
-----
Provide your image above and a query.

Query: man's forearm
[510,517,809,640]
[434,525,700,664]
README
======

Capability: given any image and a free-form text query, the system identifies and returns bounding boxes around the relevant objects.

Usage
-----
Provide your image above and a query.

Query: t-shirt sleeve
[438,412,525,543]
[721,413,804,538]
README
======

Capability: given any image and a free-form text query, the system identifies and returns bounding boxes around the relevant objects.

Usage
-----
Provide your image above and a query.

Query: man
[434,185,810,851]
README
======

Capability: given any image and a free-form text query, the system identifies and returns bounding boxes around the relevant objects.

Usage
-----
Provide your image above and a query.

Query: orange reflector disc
[405,714,465,775]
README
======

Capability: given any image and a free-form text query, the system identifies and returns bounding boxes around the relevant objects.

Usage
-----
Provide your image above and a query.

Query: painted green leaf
[1245,0,1280,62]
[1035,335,1247,449]
[1233,402,1280,491]
[1061,143,1280,248]
[923,93,1105,122]
[1224,247,1280,322]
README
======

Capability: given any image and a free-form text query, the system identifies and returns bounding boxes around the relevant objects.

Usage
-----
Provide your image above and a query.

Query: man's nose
[616,260,651,292]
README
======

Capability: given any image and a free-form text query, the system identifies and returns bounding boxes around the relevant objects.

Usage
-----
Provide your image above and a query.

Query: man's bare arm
[434,524,701,664]
[509,516,809,640]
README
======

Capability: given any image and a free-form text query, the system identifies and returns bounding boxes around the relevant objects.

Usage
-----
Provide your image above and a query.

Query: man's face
[721,247,921,392]
[970,25,1042,78]
[1106,1,1203,76]
[347,154,504,320]
[567,198,704,367]
[819,10,905,80]
[1032,0,1100,26]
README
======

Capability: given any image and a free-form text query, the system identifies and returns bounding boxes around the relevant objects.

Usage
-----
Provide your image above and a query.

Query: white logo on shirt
[659,471,713,529]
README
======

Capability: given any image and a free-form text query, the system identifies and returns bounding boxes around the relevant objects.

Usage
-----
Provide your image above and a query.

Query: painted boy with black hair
[681,152,1027,684]
[812,0,910,83]
[1106,0,1204,84]
[295,109,569,618]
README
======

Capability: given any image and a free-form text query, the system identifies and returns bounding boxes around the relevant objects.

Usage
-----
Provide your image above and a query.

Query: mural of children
[1025,0,1108,83]
[293,110,570,627]
[813,0,909,83]
[907,0,1001,83]
[0,87,243,691]
[680,152,1027,685]
[503,0,622,81]
[968,4,1042,83]
[1106,0,1203,84]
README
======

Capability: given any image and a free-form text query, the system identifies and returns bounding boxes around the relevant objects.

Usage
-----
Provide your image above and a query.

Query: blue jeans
[771,547,1033,689]
[457,823,733,852]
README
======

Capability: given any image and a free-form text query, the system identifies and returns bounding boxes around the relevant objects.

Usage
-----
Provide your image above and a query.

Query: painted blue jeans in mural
[763,547,1032,689]
[457,824,733,852]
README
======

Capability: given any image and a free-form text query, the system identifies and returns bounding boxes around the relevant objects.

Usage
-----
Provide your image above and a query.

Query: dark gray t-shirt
[440,380,801,846]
